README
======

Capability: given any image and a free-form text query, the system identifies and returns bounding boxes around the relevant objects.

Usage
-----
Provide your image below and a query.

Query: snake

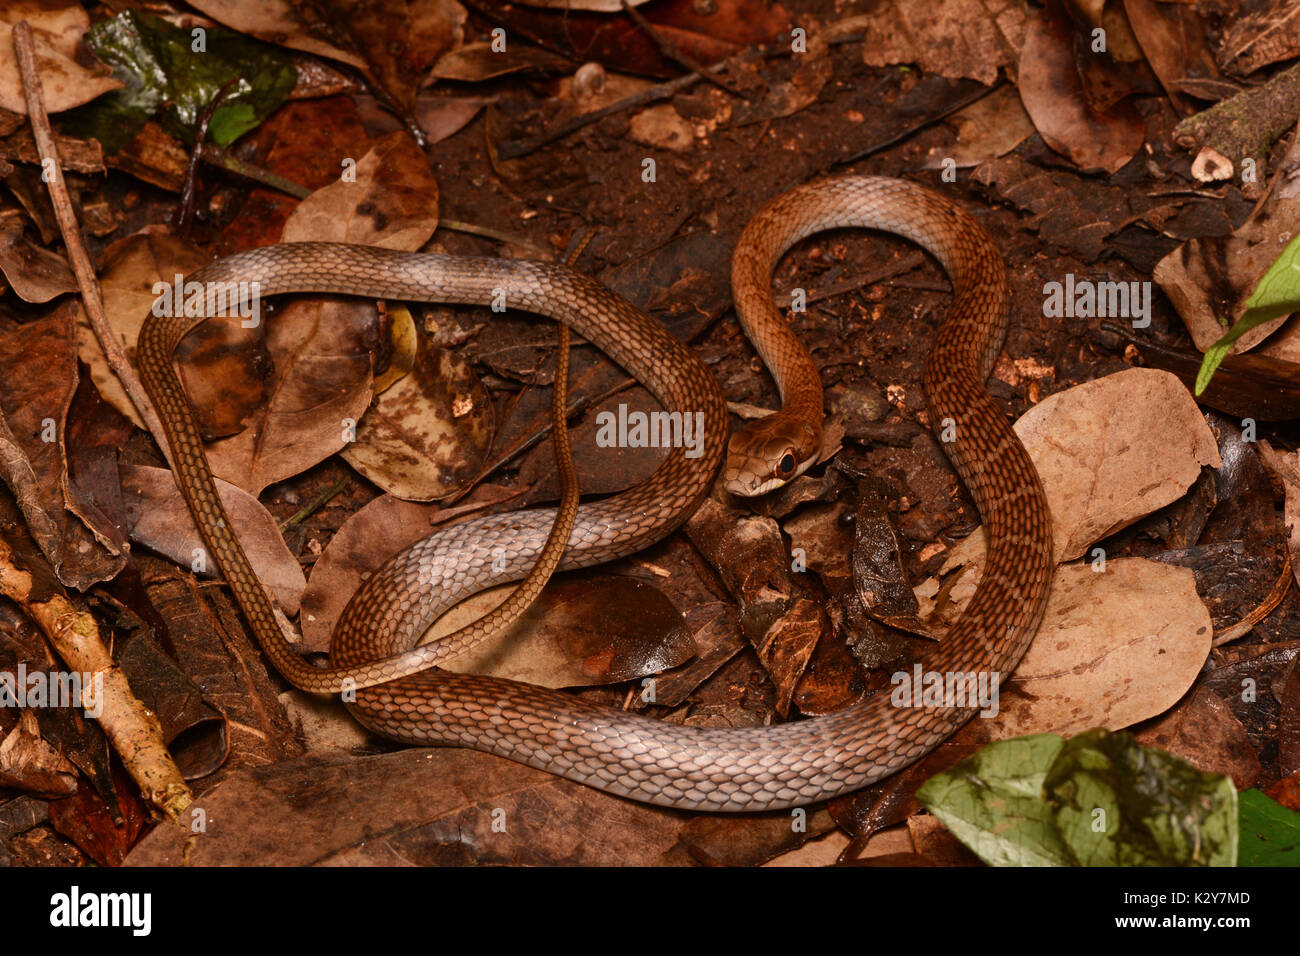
[137,176,1053,812]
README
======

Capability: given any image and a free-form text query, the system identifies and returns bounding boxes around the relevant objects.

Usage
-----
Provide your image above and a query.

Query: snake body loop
[138,176,1053,812]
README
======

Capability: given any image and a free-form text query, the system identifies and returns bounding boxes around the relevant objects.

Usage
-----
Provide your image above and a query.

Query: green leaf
[1195,231,1300,395]
[1238,788,1300,866]
[919,729,1239,866]
[916,734,1074,867]
[1043,729,1237,866]
[64,10,296,152]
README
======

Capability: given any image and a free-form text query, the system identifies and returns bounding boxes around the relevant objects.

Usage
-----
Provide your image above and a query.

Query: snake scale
[137,176,1053,812]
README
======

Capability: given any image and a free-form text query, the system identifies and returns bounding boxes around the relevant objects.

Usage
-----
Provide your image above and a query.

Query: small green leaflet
[1195,231,1300,395]
[1238,788,1300,867]
[917,729,1238,866]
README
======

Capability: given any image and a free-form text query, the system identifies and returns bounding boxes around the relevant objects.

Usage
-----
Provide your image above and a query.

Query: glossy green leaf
[1043,729,1237,866]
[1238,788,1300,867]
[65,10,296,152]
[1196,231,1300,395]
[920,729,1238,866]
[916,734,1073,867]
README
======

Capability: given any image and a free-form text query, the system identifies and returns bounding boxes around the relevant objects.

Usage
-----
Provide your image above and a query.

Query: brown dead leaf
[0,17,122,115]
[0,714,77,797]
[2,2,91,58]
[1122,0,1218,114]
[1135,686,1261,789]
[0,229,75,302]
[922,85,1035,169]
[75,230,262,434]
[856,0,1028,86]
[1014,367,1221,562]
[46,766,148,866]
[686,494,825,716]
[138,556,304,776]
[124,748,688,866]
[906,813,983,866]
[1218,0,1300,77]
[434,575,695,689]
[919,559,1212,738]
[120,463,306,616]
[414,94,494,144]
[1017,3,1145,174]
[432,43,569,82]
[183,0,367,71]
[340,342,492,501]
[676,806,837,866]
[0,305,123,589]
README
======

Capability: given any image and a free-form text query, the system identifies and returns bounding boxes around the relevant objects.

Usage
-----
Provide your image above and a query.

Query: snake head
[723,417,820,497]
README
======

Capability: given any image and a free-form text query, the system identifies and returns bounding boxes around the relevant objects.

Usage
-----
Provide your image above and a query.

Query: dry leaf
[1014,367,1221,562]
[0,18,122,115]
[856,0,1028,85]
[121,463,305,615]
[124,748,687,866]
[340,343,491,500]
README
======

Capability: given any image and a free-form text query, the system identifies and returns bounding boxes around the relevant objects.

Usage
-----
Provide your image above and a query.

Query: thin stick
[495,26,867,160]
[175,76,241,232]
[619,0,750,101]
[199,143,312,198]
[0,537,193,820]
[11,21,169,461]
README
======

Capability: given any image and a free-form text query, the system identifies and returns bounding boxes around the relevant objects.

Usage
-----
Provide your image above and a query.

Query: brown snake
[137,176,1053,812]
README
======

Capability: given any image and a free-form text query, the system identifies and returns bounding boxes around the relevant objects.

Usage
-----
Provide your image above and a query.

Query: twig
[619,0,750,101]
[496,26,867,160]
[438,218,551,255]
[199,143,312,198]
[11,21,169,461]
[831,79,1004,168]
[280,473,351,533]
[175,76,242,233]
[0,537,192,821]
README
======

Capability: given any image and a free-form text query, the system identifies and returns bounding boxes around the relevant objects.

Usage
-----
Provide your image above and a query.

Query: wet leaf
[1042,729,1237,866]
[69,10,296,151]
[1237,788,1300,866]
[919,730,1238,866]
[916,734,1074,867]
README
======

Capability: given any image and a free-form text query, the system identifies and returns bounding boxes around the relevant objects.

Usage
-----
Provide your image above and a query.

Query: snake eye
[775,452,797,478]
